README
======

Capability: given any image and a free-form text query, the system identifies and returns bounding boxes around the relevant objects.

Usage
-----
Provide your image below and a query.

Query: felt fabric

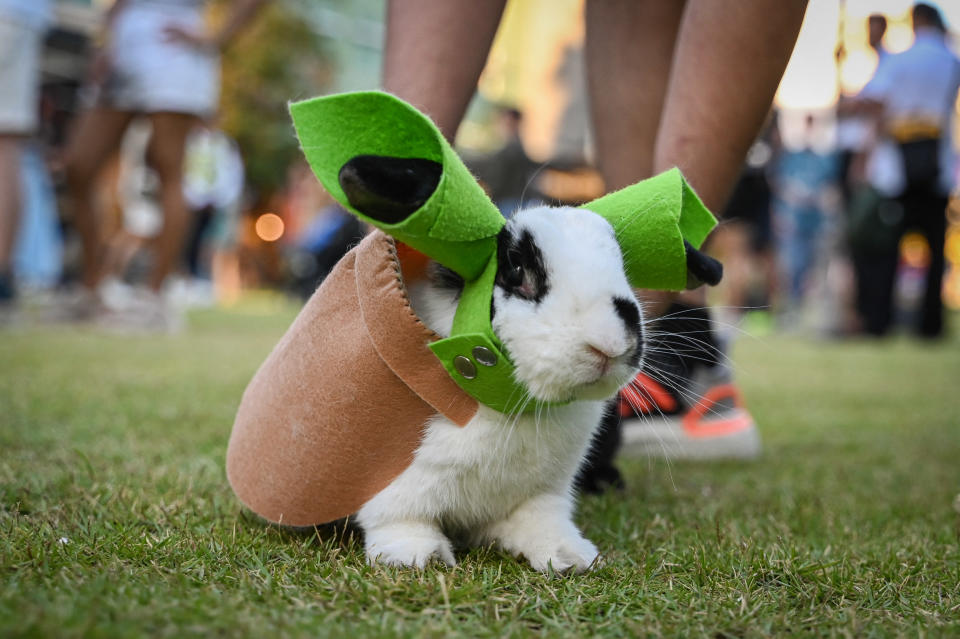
[290,91,716,292]
[289,91,717,415]
[582,168,715,291]
[290,92,504,281]
[226,231,477,526]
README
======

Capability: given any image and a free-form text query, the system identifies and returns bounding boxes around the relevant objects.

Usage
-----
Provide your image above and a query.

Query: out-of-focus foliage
[215,0,332,199]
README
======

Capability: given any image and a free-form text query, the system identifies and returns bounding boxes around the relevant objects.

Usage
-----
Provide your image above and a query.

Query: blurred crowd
[1,0,958,340]
[0,0,269,332]
[708,3,958,340]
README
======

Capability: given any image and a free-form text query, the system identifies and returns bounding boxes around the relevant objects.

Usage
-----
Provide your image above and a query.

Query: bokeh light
[901,232,931,269]
[255,213,285,242]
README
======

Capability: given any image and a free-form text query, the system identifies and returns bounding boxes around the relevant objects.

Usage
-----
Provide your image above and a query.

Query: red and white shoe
[618,368,761,460]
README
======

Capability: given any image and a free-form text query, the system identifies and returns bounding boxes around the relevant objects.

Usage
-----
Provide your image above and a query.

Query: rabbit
[227,94,723,573]
[354,203,646,573]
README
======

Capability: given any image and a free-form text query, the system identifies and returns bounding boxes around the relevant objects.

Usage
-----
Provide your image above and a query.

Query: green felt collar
[290,91,716,415]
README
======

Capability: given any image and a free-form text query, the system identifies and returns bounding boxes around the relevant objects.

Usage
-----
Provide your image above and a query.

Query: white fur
[357,206,643,573]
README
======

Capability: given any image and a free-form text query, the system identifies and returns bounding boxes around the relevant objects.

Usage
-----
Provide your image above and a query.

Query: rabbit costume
[227,92,719,528]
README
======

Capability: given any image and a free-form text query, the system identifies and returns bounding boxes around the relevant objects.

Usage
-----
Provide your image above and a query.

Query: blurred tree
[214,0,332,200]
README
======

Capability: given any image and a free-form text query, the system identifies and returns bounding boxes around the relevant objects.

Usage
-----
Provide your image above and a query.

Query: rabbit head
[488,205,643,404]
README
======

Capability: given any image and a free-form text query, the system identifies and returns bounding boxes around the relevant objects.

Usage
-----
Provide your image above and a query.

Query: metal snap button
[472,346,497,367]
[454,355,477,379]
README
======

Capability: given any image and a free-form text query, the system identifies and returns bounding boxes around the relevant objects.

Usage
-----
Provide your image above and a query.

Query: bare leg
[585,0,686,192]
[146,111,196,292]
[659,0,805,310]
[587,0,805,314]
[63,108,136,290]
[383,0,507,142]
[0,136,23,275]
[654,0,807,212]
[585,0,687,316]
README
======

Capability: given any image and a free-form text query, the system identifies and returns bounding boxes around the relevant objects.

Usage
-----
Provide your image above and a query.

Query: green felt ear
[290,91,505,281]
[582,168,717,291]
[288,91,719,415]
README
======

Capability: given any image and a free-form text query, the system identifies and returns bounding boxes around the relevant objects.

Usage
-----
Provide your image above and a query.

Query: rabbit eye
[506,254,524,284]
[495,226,549,303]
[497,247,521,284]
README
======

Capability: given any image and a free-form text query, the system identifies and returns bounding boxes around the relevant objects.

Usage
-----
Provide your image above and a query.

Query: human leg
[0,136,23,306]
[0,136,22,281]
[576,1,687,480]
[653,0,808,210]
[0,17,46,304]
[146,111,196,292]
[910,188,948,338]
[63,107,136,290]
[585,0,685,191]
[585,0,806,462]
[383,0,507,141]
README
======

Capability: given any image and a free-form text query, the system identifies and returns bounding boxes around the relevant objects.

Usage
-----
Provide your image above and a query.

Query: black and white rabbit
[342,159,721,573]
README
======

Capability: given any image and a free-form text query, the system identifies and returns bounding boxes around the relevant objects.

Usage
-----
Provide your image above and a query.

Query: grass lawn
[2,300,958,638]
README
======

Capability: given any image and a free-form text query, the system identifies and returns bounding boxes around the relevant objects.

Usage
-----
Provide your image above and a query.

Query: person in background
[61,0,265,330]
[868,14,890,62]
[709,117,778,334]
[0,0,52,313]
[857,2,959,338]
[179,120,245,306]
[383,0,808,487]
[837,12,905,336]
[769,114,841,327]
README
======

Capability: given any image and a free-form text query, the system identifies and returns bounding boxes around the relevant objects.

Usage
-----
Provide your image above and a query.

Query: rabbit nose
[587,342,628,360]
[588,344,611,359]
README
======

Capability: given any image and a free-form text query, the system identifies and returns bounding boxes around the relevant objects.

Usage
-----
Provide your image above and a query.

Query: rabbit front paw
[513,530,599,574]
[363,521,456,569]
[486,494,600,574]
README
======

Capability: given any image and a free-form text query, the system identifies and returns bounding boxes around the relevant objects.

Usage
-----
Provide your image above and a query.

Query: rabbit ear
[290,91,504,280]
[684,240,723,289]
[339,155,443,225]
[582,168,718,291]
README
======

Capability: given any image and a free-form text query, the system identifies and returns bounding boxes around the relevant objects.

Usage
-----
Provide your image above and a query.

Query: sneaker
[43,285,105,323]
[96,286,184,334]
[618,369,761,459]
[617,303,761,460]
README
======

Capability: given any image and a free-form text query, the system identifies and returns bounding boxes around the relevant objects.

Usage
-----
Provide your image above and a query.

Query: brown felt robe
[226,231,478,526]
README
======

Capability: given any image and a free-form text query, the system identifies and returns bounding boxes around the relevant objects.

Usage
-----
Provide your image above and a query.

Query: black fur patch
[613,296,643,366]
[645,302,720,376]
[495,226,549,303]
[427,262,465,301]
[612,296,640,328]
[338,155,442,224]
[684,239,723,288]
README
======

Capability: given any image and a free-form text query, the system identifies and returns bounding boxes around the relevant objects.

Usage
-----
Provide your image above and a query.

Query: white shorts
[97,3,220,117]
[0,16,44,134]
